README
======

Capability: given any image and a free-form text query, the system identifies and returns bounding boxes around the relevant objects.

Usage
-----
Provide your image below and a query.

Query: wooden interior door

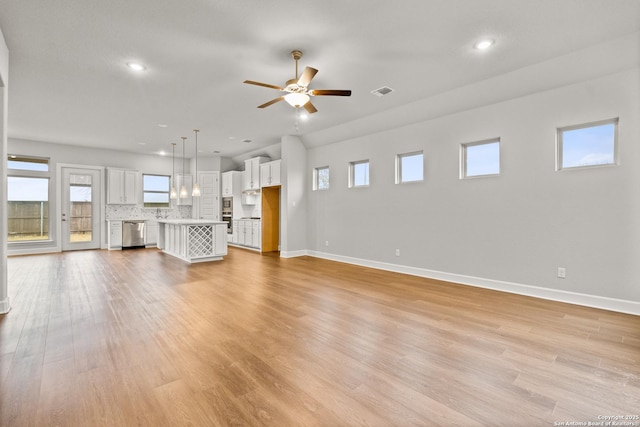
[261,186,280,252]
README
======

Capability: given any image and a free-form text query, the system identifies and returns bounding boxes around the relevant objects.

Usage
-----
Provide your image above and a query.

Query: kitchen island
[157,219,227,263]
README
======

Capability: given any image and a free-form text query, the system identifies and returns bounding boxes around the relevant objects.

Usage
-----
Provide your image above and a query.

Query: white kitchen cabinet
[251,219,261,248]
[231,220,239,244]
[237,220,246,245]
[243,157,270,191]
[108,220,122,250]
[221,171,242,197]
[107,169,138,204]
[260,159,281,187]
[145,220,158,246]
[157,220,227,263]
[229,219,261,250]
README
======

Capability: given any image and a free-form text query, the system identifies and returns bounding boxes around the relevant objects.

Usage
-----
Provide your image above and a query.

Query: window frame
[348,159,370,188]
[313,166,330,191]
[460,138,501,179]
[7,155,52,244]
[556,118,619,171]
[396,151,424,184]
[142,173,171,208]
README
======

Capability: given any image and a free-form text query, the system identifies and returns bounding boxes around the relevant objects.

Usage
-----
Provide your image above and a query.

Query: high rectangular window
[557,118,618,170]
[143,174,170,207]
[314,166,330,190]
[349,160,369,188]
[461,139,500,178]
[396,151,424,183]
[7,155,49,171]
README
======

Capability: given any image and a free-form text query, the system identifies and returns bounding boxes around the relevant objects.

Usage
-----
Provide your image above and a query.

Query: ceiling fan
[243,50,351,114]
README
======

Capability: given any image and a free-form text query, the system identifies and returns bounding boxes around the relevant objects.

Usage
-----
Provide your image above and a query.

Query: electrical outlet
[395,249,400,256]
[557,267,566,278]
[325,240,329,247]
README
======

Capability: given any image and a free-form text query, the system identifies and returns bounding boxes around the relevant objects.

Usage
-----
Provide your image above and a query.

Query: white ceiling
[1,0,639,159]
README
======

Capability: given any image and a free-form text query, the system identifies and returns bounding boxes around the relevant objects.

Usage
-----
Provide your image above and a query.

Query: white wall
[191,155,221,173]
[10,138,181,173]
[0,25,9,313]
[306,67,640,313]
[280,135,307,256]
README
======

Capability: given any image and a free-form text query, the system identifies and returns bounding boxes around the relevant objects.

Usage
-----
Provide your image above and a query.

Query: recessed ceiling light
[158,124,168,128]
[138,142,146,145]
[159,151,167,156]
[371,86,395,97]
[126,62,146,71]
[474,39,495,50]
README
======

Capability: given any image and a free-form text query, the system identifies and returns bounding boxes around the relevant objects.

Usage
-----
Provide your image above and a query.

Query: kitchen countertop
[157,219,225,225]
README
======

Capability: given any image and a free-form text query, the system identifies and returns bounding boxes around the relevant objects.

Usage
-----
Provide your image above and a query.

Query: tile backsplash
[106,205,192,221]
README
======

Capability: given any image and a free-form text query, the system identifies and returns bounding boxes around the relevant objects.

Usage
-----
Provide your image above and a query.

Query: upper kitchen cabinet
[107,168,138,205]
[221,171,243,197]
[243,157,270,191]
[260,159,281,187]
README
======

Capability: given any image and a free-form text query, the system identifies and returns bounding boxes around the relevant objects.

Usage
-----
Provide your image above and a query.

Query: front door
[61,167,101,251]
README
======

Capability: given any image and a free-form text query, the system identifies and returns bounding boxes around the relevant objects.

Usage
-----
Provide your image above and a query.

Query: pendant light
[170,142,177,199]
[179,136,188,198]
[192,129,201,197]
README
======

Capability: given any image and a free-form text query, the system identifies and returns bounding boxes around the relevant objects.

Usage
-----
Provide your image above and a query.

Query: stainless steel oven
[222,216,232,234]
[222,197,232,212]
[222,197,232,234]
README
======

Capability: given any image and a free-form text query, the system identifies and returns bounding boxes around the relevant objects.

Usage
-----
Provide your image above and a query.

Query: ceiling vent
[370,86,395,97]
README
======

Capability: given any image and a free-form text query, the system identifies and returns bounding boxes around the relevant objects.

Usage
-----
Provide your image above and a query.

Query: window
[349,160,369,188]
[461,139,500,178]
[396,151,423,183]
[557,118,618,170]
[8,155,51,242]
[7,155,49,171]
[314,166,330,190]
[143,174,170,207]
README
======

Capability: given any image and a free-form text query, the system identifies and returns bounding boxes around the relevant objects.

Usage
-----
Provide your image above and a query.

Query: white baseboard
[8,247,60,256]
[307,250,640,316]
[0,297,10,314]
[280,249,309,259]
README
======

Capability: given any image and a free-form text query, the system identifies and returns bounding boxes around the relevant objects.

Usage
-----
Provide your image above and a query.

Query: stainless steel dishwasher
[122,220,146,248]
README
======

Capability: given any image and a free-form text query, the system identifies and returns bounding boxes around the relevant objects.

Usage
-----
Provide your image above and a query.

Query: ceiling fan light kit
[244,50,351,114]
[284,92,310,108]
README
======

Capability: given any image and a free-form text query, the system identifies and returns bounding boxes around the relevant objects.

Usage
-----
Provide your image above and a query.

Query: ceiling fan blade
[310,89,352,96]
[244,80,284,91]
[257,97,284,108]
[297,67,318,87]
[303,101,318,114]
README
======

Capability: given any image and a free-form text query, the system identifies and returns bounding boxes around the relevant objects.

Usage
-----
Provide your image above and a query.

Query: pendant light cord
[194,129,199,174]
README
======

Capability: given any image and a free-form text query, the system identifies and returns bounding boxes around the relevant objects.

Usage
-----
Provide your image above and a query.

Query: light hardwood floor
[1,248,639,426]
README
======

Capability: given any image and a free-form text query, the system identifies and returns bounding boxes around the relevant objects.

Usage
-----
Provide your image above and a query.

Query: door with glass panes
[61,167,101,251]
